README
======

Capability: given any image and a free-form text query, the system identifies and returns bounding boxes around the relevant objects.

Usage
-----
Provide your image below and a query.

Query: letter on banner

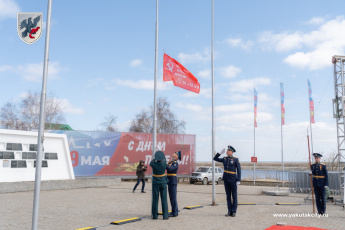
[102,156,110,165]
[145,155,152,164]
[144,141,151,151]
[136,141,144,152]
[157,142,166,151]
[128,141,134,150]
[93,156,101,165]
[104,140,111,146]
[81,156,91,165]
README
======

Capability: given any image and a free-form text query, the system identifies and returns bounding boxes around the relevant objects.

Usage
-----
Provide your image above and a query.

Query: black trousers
[133,178,145,192]
[314,185,326,214]
[168,184,178,215]
[224,181,237,213]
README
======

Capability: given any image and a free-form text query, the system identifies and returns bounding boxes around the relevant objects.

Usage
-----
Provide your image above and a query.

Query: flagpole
[32,0,52,229]
[253,88,256,186]
[152,0,158,157]
[211,0,216,206]
[280,83,284,186]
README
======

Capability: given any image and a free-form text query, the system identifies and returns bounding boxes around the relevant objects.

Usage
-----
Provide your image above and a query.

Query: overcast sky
[1,0,345,162]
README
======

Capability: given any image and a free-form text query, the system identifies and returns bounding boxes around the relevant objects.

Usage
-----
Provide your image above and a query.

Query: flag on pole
[254,88,258,127]
[280,83,285,125]
[163,53,200,94]
[308,80,315,124]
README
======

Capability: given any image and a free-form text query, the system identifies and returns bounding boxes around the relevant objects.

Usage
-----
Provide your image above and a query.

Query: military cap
[227,145,236,152]
[155,151,165,161]
[313,153,322,158]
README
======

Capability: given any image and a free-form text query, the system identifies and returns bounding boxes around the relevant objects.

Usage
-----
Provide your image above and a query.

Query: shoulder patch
[311,163,316,165]
[320,163,325,165]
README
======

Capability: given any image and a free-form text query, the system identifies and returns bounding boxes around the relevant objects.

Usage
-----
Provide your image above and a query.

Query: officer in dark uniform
[150,151,169,220]
[214,145,241,217]
[166,151,181,217]
[310,153,328,214]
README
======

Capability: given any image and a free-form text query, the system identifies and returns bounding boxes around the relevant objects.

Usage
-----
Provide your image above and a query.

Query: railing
[288,171,344,195]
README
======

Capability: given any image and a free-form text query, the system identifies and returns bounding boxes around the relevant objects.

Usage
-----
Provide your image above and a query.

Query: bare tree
[129,97,186,134]
[0,91,65,131]
[0,102,22,129]
[99,113,118,132]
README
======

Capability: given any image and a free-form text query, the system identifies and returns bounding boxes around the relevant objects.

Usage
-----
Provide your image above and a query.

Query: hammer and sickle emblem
[165,61,173,72]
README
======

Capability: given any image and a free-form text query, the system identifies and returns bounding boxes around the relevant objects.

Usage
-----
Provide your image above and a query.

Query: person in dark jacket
[166,151,181,217]
[214,145,241,217]
[150,151,169,220]
[133,160,147,193]
[309,153,329,214]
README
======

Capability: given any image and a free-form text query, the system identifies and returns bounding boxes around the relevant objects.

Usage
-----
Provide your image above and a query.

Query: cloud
[177,103,203,112]
[259,16,345,70]
[177,49,210,64]
[306,17,325,25]
[219,65,241,78]
[130,59,142,67]
[229,77,271,93]
[17,92,84,115]
[217,111,274,132]
[0,62,63,82]
[107,78,172,91]
[258,31,304,52]
[58,99,85,115]
[0,0,20,21]
[116,79,154,90]
[198,69,211,79]
[225,37,253,50]
[182,87,212,98]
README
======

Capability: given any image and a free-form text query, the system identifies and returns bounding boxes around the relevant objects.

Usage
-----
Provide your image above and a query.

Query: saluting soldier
[166,151,181,217]
[214,145,241,217]
[150,151,169,220]
[309,153,329,215]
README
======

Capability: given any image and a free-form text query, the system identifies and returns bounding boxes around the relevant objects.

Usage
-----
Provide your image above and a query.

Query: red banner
[96,132,196,176]
[163,53,200,93]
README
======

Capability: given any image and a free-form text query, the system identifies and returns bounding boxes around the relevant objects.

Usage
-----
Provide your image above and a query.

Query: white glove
[220,148,225,155]
[308,171,312,175]
[324,186,328,189]
[214,151,217,156]
[236,181,240,186]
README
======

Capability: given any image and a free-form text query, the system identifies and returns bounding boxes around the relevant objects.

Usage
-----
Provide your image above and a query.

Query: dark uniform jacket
[150,159,169,184]
[311,162,328,187]
[166,160,179,185]
[136,160,147,179]
[214,154,241,183]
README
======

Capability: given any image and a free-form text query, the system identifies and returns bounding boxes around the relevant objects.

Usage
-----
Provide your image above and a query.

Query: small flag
[308,80,315,124]
[254,88,258,127]
[163,53,200,94]
[280,83,285,125]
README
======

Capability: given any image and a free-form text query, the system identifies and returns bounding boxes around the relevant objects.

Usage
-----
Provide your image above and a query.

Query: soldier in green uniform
[150,151,169,220]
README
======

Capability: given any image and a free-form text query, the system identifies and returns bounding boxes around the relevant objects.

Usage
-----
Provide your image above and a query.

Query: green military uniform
[150,151,169,219]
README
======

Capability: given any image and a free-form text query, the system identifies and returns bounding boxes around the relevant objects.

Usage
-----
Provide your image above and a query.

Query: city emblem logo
[17,13,43,44]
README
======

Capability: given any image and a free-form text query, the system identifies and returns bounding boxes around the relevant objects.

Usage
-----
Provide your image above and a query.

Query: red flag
[163,53,200,94]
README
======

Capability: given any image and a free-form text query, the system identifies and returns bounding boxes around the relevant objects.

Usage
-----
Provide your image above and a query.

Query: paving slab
[0,182,344,230]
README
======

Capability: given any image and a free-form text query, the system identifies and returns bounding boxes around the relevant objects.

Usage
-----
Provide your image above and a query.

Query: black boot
[141,191,146,193]
[231,212,236,217]
[225,212,231,217]
[132,189,135,193]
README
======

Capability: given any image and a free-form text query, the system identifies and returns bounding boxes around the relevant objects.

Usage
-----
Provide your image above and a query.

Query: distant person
[133,160,147,193]
[309,153,328,214]
[214,145,241,217]
[166,151,181,217]
[150,151,169,220]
